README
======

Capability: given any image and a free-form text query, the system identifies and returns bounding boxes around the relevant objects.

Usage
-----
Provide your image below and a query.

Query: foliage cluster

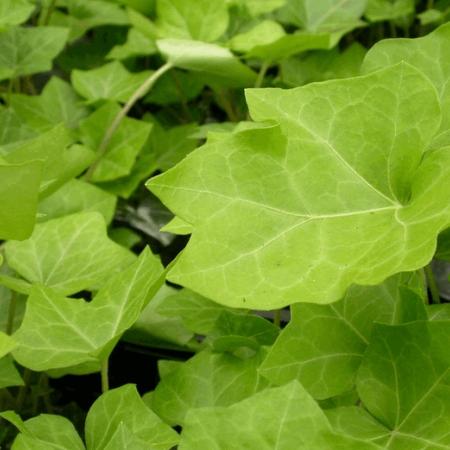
[0,0,450,449]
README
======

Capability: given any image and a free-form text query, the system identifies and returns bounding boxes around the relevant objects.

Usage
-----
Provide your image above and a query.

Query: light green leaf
[357,321,450,449]
[0,107,36,147]
[79,102,152,182]
[0,332,15,358]
[2,125,95,198]
[0,26,68,81]
[365,0,415,22]
[259,273,426,399]
[160,216,193,235]
[38,179,117,224]
[12,247,163,371]
[157,39,257,87]
[0,0,34,28]
[277,0,367,31]
[109,227,141,249]
[362,23,450,141]
[156,0,228,42]
[10,414,85,450]
[49,0,128,41]
[179,381,381,450]
[10,77,89,132]
[0,160,42,240]
[107,28,157,60]
[148,63,450,309]
[0,356,23,389]
[239,0,285,16]
[281,42,366,87]
[85,384,179,450]
[151,349,269,426]
[72,61,151,103]
[5,212,135,295]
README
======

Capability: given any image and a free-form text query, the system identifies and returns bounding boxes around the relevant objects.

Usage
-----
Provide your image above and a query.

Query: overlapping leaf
[148,63,450,309]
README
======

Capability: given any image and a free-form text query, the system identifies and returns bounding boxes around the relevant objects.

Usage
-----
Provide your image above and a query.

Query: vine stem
[6,291,17,335]
[273,309,281,328]
[424,263,440,304]
[84,62,173,181]
[39,0,58,26]
[255,60,270,88]
[101,358,110,393]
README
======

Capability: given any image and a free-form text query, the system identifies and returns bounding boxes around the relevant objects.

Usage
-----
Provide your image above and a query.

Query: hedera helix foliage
[0,0,450,449]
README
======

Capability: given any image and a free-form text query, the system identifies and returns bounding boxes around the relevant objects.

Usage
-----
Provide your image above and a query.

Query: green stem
[84,62,173,181]
[6,292,17,335]
[39,0,58,26]
[424,263,440,304]
[101,358,109,393]
[255,61,270,88]
[273,309,281,328]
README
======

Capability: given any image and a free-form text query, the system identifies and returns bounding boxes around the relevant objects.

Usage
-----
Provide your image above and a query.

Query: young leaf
[79,102,152,182]
[150,349,269,425]
[156,0,229,42]
[0,27,68,81]
[259,273,426,399]
[179,381,381,450]
[10,77,89,132]
[72,61,151,103]
[0,332,15,358]
[365,0,415,22]
[85,384,179,450]
[148,63,450,309]
[362,23,450,141]
[356,321,450,449]
[12,247,163,371]
[0,160,42,240]
[0,356,24,389]
[0,0,34,28]
[107,28,157,60]
[157,39,257,87]
[38,179,117,224]
[5,212,135,295]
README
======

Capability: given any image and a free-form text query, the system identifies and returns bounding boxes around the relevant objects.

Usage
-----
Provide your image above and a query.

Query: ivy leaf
[356,321,450,449]
[79,102,152,182]
[4,212,135,295]
[156,0,229,42]
[38,179,117,224]
[238,0,285,17]
[85,385,179,450]
[157,39,257,87]
[179,381,381,450]
[0,160,42,240]
[0,26,69,81]
[72,61,151,104]
[0,356,24,389]
[0,0,34,28]
[0,332,15,358]
[150,349,269,426]
[107,28,157,60]
[277,0,367,31]
[10,77,89,132]
[365,0,415,22]
[0,107,36,147]
[362,23,450,142]
[12,247,163,371]
[259,273,426,399]
[148,63,450,309]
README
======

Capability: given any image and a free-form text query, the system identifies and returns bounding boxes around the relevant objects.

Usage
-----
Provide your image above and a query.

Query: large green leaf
[362,23,450,142]
[356,321,450,449]
[259,273,426,399]
[151,349,269,426]
[38,179,117,224]
[0,160,42,240]
[0,26,68,81]
[79,102,152,182]
[4,212,135,295]
[179,381,381,450]
[148,63,450,309]
[0,0,34,28]
[10,77,89,132]
[12,248,163,371]
[277,0,367,31]
[85,384,179,450]
[156,0,229,42]
[157,39,257,88]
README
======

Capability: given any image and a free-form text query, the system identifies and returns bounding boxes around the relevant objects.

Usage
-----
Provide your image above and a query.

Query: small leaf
[5,212,135,295]
[107,28,157,60]
[0,26,68,81]
[365,0,415,22]
[0,355,24,389]
[0,0,34,28]
[0,332,15,358]
[85,384,179,450]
